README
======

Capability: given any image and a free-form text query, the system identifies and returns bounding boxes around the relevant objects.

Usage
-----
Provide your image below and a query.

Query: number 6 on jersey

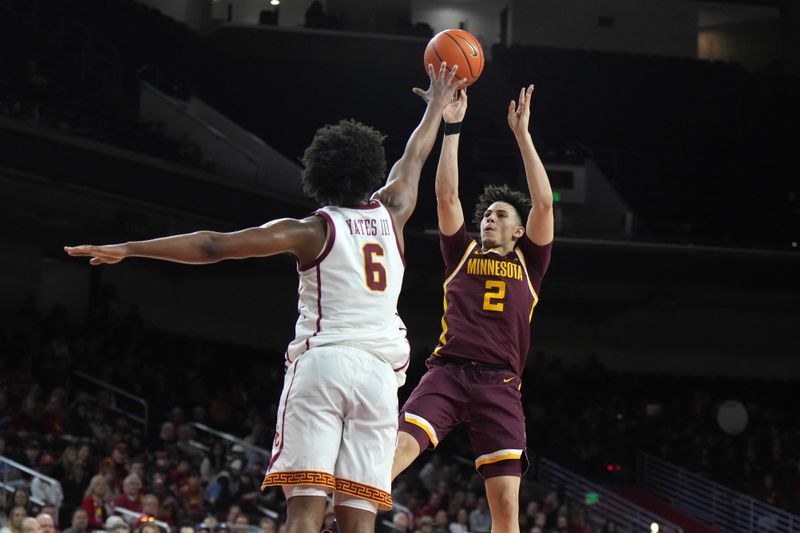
[363,243,387,291]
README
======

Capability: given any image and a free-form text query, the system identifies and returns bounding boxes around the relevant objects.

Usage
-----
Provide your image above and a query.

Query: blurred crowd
[1,288,798,533]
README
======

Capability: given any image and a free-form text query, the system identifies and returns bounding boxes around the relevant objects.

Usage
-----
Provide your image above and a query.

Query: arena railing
[538,457,684,533]
[137,76,263,182]
[188,422,271,462]
[638,452,800,533]
[0,455,60,510]
[114,506,171,532]
[73,371,149,432]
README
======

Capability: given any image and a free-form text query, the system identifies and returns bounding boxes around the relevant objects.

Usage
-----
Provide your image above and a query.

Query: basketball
[424,29,484,87]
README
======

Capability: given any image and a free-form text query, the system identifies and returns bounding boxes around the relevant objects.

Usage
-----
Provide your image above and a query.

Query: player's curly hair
[472,184,532,226]
[300,119,387,206]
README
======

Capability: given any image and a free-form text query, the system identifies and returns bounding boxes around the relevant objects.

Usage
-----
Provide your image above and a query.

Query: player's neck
[481,242,515,256]
[340,196,373,208]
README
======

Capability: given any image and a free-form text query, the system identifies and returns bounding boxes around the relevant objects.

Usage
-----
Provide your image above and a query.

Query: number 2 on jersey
[483,280,505,312]
[363,243,387,291]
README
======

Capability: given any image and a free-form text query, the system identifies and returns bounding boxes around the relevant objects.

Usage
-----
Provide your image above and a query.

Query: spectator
[20,518,40,533]
[417,492,442,520]
[177,523,194,533]
[304,1,325,28]
[135,524,159,533]
[107,443,130,491]
[548,515,568,533]
[414,516,434,533]
[37,507,58,533]
[448,509,469,533]
[34,514,55,533]
[103,517,129,533]
[113,474,143,513]
[1,506,28,533]
[257,518,275,533]
[432,511,448,533]
[61,509,87,533]
[31,457,65,510]
[178,472,204,521]
[129,460,147,490]
[140,495,159,519]
[199,443,226,483]
[80,475,110,530]
[532,512,546,530]
[391,512,410,533]
[468,498,490,533]
[12,489,32,514]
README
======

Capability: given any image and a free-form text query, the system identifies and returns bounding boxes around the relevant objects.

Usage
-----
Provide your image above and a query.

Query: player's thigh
[264,349,347,485]
[334,353,397,513]
[467,370,528,477]
[398,363,467,450]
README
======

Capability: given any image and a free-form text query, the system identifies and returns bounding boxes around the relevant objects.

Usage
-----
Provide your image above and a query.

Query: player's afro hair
[301,119,387,206]
[472,184,532,226]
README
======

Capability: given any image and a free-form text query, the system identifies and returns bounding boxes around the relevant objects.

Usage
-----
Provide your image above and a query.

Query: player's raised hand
[508,84,534,137]
[443,89,468,124]
[413,62,467,109]
[64,244,128,265]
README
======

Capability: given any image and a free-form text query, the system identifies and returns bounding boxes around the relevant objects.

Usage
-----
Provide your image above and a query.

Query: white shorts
[261,345,398,511]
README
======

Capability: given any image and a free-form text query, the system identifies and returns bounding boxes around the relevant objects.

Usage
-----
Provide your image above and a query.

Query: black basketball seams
[442,31,477,80]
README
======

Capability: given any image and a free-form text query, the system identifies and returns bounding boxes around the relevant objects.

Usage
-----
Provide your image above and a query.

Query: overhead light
[270,0,280,4]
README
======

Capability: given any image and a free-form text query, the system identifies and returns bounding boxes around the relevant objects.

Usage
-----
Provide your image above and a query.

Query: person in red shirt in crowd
[81,475,111,530]
[112,474,143,513]
[178,472,204,521]
[107,443,130,491]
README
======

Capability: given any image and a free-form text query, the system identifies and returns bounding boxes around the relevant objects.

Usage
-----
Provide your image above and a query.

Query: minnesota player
[392,85,553,533]
[65,63,465,533]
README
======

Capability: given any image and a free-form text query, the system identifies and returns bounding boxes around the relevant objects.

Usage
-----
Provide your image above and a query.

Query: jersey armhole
[298,211,336,272]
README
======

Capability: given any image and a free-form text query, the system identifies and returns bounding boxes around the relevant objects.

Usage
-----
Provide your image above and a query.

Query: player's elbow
[534,196,554,212]
[198,232,224,261]
[435,185,459,205]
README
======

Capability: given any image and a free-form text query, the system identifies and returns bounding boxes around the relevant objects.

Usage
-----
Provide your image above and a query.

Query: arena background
[0,1,798,532]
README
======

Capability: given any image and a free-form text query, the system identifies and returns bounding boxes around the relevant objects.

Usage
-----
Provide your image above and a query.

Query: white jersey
[286,200,410,385]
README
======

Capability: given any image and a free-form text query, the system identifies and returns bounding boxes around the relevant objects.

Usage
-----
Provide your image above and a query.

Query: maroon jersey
[432,223,552,375]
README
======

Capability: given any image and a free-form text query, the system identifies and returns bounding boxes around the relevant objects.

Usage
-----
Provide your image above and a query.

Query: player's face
[480,201,524,248]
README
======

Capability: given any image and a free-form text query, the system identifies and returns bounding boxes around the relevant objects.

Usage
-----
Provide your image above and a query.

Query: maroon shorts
[398,358,529,479]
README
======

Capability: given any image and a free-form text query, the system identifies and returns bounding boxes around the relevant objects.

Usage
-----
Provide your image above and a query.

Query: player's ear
[513,225,525,240]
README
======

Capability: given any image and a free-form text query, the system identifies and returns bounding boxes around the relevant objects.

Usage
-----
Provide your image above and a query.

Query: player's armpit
[214,216,327,263]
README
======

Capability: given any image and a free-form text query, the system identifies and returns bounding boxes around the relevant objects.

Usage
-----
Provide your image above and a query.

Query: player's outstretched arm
[375,62,466,230]
[508,84,554,245]
[64,216,326,267]
[436,89,467,236]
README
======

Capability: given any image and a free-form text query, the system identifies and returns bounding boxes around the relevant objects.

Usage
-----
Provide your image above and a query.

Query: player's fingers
[446,64,458,85]
[65,245,89,256]
[438,61,447,81]
[89,257,104,266]
[460,89,468,102]
[412,87,425,97]
[427,64,435,81]
[508,100,516,115]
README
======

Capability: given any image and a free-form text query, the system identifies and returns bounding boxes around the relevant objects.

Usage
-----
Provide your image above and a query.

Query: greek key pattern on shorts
[260,470,336,491]
[335,478,393,510]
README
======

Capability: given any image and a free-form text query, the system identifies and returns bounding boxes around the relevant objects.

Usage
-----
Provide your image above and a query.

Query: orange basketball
[423,29,484,87]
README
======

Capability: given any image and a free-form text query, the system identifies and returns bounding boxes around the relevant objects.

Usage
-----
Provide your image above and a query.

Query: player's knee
[494,491,518,520]
[396,431,421,460]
